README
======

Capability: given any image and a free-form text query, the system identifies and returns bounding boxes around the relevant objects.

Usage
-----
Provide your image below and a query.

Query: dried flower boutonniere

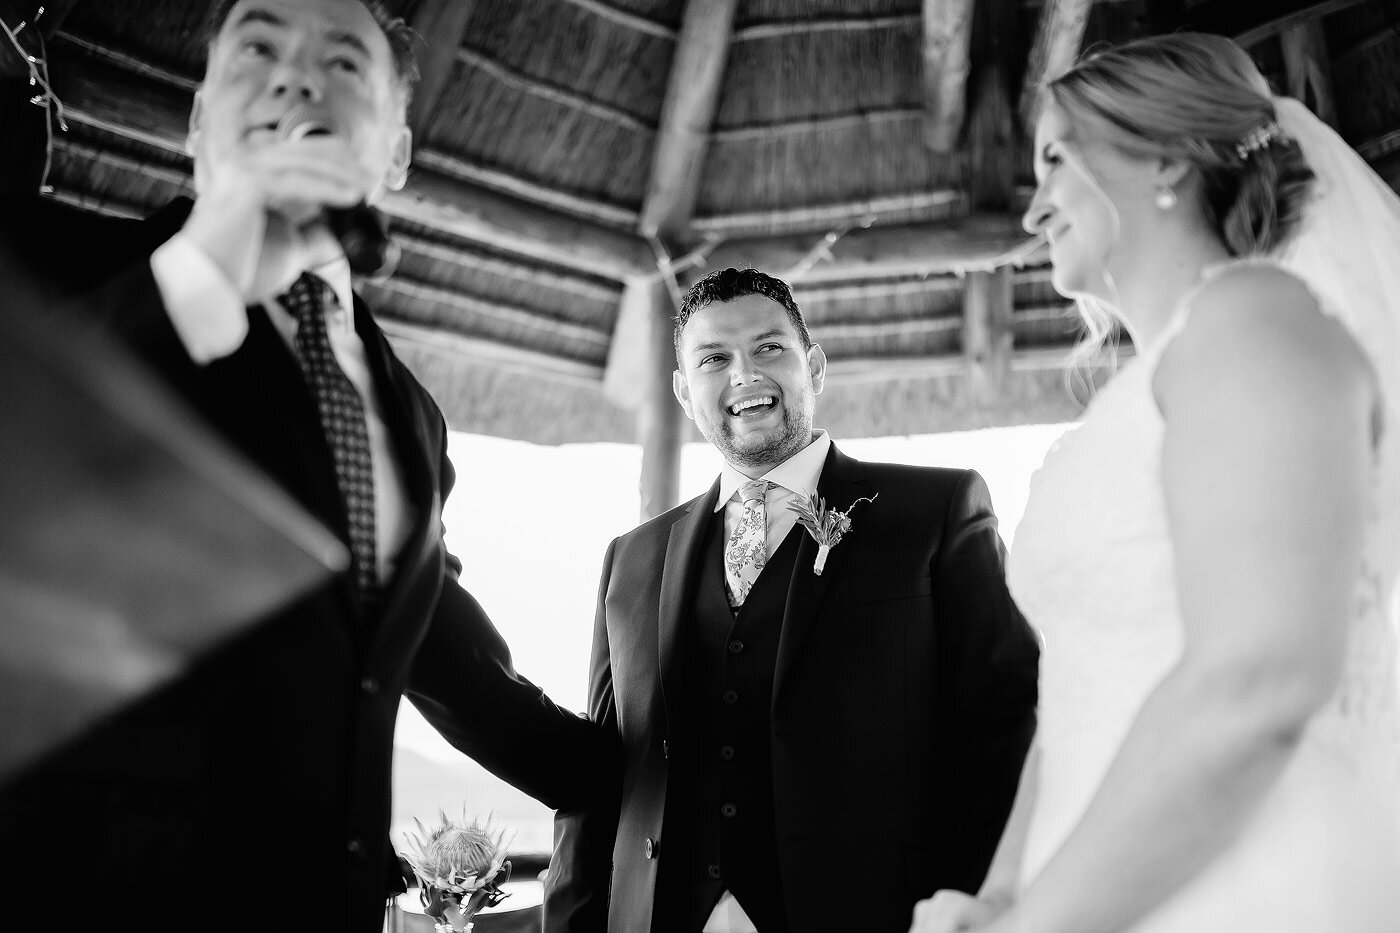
[788,492,878,575]
[398,810,515,932]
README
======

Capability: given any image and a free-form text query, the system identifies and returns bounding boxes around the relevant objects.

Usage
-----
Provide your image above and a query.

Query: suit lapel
[657,479,721,726]
[351,298,439,650]
[774,444,871,703]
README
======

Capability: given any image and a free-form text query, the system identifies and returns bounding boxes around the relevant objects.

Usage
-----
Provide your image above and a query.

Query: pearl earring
[1155,185,1177,210]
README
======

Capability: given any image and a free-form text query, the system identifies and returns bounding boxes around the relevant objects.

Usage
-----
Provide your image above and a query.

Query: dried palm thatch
[1333,31,1400,144]
[819,368,1095,438]
[19,0,1400,448]
[389,220,622,331]
[736,0,920,27]
[696,11,963,220]
[63,0,212,80]
[420,0,676,210]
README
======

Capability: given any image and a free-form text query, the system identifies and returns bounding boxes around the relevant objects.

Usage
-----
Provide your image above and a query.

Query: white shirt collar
[265,256,356,335]
[714,430,831,512]
[311,255,355,327]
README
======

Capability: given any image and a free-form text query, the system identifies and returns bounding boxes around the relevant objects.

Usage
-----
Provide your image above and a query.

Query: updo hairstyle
[1047,32,1315,258]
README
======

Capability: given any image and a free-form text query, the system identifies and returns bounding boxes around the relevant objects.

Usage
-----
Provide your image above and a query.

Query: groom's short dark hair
[673,267,812,362]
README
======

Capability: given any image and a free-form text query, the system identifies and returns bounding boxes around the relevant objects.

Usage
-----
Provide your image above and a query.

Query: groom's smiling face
[673,294,827,474]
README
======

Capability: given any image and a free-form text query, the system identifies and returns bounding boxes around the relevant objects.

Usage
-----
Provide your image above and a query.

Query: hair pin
[1236,122,1283,161]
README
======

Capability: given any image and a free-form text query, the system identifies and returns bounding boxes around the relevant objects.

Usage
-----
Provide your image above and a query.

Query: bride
[912,33,1400,933]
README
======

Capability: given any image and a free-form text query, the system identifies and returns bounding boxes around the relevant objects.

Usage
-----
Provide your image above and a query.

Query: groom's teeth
[729,397,775,415]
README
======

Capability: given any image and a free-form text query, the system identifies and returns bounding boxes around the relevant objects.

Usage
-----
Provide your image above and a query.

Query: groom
[543,268,1040,933]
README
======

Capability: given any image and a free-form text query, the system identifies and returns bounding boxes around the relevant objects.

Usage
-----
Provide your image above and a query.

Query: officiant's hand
[909,889,1006,932]
[183,135,377,303]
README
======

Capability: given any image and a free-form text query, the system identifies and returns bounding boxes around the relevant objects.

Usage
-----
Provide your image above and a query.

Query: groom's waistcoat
[655,510,801,933]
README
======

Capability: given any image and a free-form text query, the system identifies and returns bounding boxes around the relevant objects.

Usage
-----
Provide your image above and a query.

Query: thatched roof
[4,0,1400,446]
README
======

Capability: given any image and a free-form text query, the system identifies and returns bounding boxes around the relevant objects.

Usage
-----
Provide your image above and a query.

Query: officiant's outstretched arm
[544,268,1039,933]
[0,3,613,931]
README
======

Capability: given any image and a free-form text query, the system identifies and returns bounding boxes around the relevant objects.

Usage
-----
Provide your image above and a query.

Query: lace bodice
[1009,260,1400,891]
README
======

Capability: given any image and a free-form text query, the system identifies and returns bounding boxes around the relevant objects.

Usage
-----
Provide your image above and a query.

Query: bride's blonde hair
[1043,32,1316,353]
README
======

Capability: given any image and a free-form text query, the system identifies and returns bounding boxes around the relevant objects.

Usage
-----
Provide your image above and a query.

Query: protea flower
[399,810,514,932]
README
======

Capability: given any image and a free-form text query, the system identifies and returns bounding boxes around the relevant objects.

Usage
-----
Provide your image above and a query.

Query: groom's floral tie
[724,480,770,609]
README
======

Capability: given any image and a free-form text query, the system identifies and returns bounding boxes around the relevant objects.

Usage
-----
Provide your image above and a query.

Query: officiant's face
[189,0,411,202]
[673,295,827,473]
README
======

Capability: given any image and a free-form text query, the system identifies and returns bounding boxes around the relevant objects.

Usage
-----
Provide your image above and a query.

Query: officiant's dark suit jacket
[544,445,1040,933]
[0,196,612,932]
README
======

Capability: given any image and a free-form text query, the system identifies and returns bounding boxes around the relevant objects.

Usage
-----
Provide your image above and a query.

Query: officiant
[0,2,613,930]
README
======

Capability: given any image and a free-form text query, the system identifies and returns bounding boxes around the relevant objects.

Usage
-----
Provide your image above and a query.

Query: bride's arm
[989,268,1377,933]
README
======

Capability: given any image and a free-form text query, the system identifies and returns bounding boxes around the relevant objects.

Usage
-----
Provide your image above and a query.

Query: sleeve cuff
[149,233,249,364]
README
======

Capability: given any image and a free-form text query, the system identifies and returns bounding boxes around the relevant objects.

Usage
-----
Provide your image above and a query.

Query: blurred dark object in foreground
[0,258,348,785]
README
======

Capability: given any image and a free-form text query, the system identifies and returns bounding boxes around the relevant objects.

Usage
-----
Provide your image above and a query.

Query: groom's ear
[807,343,827,395]
[672,370,696,420]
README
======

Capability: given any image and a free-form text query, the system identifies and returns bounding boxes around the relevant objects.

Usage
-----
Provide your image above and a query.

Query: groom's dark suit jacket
[544,446,1040,933]
[0,197,612,932]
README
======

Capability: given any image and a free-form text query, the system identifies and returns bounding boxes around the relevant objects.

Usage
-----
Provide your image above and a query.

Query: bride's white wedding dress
[1008,261,1400,931]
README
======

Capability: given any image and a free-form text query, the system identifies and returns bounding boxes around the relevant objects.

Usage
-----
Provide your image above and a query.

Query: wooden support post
[921,0,976,152]
[962,266,1013,401]
[962,0,1018,211]
[638,278,683,521]
[1281,21,1336,127]
[639,0,740,239]
[407,0,479,142]
[1018,0,1092,133]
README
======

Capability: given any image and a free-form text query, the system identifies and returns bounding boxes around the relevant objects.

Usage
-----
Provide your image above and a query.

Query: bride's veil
[1273,96,1400,748]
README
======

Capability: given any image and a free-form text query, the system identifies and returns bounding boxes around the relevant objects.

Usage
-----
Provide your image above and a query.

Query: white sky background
[392,423,1071,851]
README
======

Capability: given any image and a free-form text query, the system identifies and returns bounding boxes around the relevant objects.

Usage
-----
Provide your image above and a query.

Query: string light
[2,5,69,195]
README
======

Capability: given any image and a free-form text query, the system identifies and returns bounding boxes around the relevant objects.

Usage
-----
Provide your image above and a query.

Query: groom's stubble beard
[708,388,815,473]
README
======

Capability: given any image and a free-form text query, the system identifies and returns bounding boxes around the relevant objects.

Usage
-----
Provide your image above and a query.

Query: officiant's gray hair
[673,267,812,362]
[204,0,420,107]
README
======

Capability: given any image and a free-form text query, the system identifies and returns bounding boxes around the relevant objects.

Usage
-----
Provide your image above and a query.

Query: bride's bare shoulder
[1157,261,1371,415]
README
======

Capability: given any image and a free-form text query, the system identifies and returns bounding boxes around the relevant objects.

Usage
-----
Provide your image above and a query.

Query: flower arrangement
[788,492,878,574]
[398,810,514,932]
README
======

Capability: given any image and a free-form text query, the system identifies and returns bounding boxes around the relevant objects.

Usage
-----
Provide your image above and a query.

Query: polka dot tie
[278,272,380,615]
[724,480,770,609]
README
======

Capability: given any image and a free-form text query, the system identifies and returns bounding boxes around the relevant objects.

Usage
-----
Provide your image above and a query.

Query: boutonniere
[788,492,878,575]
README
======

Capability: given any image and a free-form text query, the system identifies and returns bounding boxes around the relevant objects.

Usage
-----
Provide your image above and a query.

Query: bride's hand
[908,889,1007,932]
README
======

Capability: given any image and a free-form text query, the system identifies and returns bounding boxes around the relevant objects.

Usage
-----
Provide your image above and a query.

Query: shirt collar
[714,430,831,512]
[310,255,355,325]
[266,256,356,335]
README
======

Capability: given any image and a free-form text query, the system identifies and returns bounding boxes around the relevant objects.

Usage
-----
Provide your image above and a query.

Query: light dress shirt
[150,233,414,584]
[704,429,830,933]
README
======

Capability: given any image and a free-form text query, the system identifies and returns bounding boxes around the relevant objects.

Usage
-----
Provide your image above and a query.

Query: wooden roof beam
[702,213,1037,284]
[1017,0,1093,133]
[1280,20,1336,127]
[377,317,605,386]
[406,0,477,141]
[962,0,1020,211]
[639,0,740,240]
[554,0,678,41]
[733,14,920,42]
[1182,0,1372,47]
[921,0,976,152]
[824,344,1123,384]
